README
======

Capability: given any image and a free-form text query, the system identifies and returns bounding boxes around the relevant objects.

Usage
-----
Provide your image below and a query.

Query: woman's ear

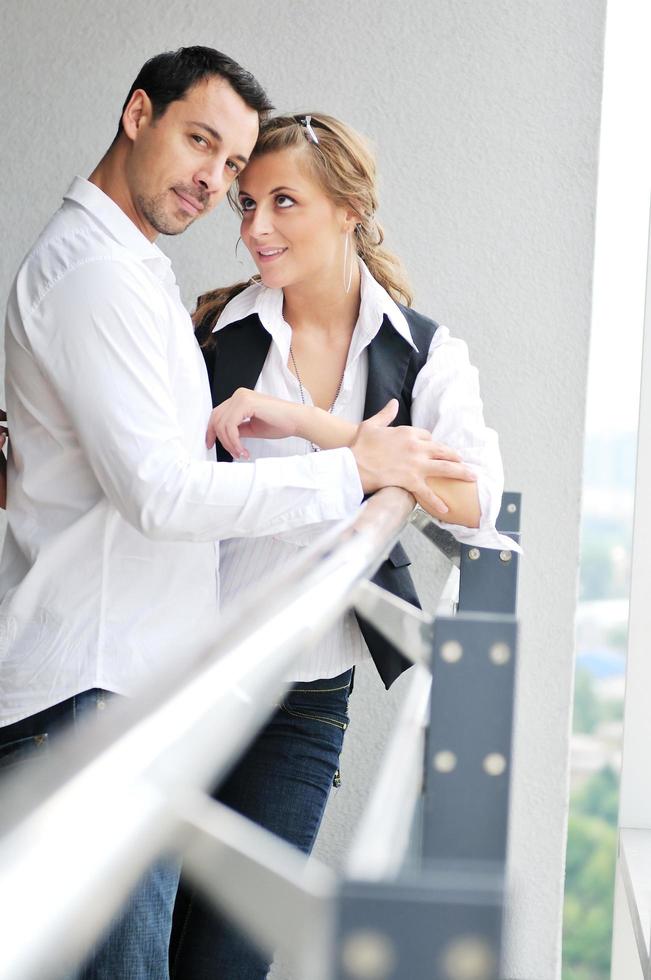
[342,205,363,234]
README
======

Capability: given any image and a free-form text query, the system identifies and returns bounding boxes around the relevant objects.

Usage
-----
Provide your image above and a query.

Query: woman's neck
[282,262,362,339]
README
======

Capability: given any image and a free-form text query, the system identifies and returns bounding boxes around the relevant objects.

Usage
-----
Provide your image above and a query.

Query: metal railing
[0,487,521,980]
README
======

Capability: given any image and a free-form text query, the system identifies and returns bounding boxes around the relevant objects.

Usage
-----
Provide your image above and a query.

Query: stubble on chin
[136,190,192,237]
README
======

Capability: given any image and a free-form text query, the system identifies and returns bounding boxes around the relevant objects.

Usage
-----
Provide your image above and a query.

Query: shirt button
[97,698,106,711]
[34,734,47,747]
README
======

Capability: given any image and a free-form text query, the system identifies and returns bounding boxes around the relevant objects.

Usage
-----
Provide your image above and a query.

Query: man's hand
[0,410,7,510]
[350,400,477,517]
[207,389,303,459]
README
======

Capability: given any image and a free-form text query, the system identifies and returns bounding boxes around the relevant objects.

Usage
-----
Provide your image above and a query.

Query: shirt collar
[213,260,418,356]
[355,260,417,351]
[63,176,175,282]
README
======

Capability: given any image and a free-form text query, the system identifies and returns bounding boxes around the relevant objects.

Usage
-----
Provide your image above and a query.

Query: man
[0,46,467,977]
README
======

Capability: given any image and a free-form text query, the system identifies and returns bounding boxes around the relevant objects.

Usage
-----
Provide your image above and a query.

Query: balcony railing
[0,486,520,980]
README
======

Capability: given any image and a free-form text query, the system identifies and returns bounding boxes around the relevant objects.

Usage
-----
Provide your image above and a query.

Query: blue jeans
[170,669,353,980]
[0,689,179,980]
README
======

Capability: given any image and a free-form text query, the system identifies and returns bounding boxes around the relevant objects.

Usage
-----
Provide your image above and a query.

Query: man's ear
[121,89,153,142]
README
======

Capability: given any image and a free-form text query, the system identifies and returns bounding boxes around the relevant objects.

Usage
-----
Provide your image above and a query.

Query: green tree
[562,768,619,979]
[573,767,619,825]
[572,669,601,734]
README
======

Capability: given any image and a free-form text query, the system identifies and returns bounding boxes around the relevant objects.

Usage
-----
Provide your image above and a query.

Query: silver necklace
[289,344,346,452]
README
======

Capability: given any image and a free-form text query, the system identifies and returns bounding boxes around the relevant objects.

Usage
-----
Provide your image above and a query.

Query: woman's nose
[248,206,274,238]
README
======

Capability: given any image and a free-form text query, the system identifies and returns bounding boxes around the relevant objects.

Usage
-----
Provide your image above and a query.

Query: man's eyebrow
[187,121,251,166]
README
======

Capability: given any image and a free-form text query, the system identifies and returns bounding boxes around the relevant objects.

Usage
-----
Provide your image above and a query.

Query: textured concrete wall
[0,2,606,977]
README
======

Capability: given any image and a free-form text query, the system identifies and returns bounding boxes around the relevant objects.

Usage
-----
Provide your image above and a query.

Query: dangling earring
[343,232,354,294]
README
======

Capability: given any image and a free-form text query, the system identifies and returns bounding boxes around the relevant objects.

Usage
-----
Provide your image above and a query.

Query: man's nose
[195,158,227,199]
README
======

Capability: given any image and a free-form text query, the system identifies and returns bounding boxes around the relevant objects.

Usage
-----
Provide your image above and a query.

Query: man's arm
[207,388,479,521]
[25,260,362,541]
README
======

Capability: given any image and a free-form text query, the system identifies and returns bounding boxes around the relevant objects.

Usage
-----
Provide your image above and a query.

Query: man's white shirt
[0,177,363,726]
[215,265,515,682]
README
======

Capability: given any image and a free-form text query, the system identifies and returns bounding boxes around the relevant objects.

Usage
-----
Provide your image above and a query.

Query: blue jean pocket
[281,673,352,731]
[0,732,49,775]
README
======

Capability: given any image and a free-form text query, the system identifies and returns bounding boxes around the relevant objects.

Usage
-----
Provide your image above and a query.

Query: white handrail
[0,487,431,980]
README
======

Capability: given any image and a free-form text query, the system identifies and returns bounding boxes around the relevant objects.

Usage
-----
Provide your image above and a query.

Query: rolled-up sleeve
[28,259,362,541]
[411,325,518,551]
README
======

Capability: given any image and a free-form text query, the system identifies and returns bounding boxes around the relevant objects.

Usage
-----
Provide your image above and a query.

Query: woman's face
[238,147,351,291]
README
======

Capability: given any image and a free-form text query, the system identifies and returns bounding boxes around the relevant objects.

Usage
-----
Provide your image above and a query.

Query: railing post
[334,495,521,979]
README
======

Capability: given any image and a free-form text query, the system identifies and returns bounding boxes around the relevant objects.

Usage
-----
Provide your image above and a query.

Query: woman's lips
[256,247,287,263]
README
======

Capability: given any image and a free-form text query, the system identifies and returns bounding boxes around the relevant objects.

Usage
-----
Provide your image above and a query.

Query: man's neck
[89,143,157,242]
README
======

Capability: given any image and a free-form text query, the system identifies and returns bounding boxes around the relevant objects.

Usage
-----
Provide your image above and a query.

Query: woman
[170,113,514,979]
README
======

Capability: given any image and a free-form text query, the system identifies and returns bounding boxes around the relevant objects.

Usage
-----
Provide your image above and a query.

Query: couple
[0,45,512,980]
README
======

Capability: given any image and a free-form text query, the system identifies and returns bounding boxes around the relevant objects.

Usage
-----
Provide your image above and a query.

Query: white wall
[0,2,606,977]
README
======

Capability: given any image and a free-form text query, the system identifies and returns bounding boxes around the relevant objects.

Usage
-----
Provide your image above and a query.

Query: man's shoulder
[16,203,146,313]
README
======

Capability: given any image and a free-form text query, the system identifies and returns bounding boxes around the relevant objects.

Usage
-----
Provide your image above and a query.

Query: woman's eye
[276,195,296,208]
[240,198,256,212]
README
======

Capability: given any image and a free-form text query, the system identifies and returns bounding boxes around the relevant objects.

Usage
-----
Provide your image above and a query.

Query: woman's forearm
[295,406,481,528]
[420,477,481,528]
[294,405,358,449]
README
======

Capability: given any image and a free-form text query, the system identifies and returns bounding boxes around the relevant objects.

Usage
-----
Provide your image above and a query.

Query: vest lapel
[363,314,414,423]
[209,313,273,409]
[207,314,272,463]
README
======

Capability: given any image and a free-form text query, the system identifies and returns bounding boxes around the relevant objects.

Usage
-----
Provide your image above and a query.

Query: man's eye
[276,195,295,208]
[240,198,256,212]
[191,134,208,147]
[226,160,240,176]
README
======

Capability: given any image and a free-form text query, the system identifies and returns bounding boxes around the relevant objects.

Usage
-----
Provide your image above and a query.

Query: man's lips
[173,189,205,215]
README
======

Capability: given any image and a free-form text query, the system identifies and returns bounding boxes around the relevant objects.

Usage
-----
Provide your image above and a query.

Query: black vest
[201,305,438,688]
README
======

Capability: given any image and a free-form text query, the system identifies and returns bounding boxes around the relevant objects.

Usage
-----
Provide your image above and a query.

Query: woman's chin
[259,269,290,290]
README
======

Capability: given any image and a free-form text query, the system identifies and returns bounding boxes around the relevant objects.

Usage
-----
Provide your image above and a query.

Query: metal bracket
[335,868,504,979]
[352,579,434,665]
[423,614,518,864]
[458,492,521,616]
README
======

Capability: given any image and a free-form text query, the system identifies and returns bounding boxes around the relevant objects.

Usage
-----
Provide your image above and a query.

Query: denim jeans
[0,689,179,980]
[170,669,353,980]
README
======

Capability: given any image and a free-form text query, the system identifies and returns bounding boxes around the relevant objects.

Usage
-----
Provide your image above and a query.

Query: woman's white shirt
[213,262,512,682]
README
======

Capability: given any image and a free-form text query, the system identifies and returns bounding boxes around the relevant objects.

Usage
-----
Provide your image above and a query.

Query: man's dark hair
[115,45,273,138]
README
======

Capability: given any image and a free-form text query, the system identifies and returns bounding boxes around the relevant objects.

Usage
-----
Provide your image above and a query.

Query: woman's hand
[207,389,361,459]
[207,389,305,459]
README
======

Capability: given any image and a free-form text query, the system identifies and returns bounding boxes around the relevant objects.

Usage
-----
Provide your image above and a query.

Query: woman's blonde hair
[194,112,412,341]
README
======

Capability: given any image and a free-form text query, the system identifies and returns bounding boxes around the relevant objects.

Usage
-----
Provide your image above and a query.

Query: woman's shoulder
[396,303,441,353]
[213,281,265,330]
[194,280,264,343]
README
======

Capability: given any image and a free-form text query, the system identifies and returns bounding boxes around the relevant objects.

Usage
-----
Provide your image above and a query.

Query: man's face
[123,77,260,239]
